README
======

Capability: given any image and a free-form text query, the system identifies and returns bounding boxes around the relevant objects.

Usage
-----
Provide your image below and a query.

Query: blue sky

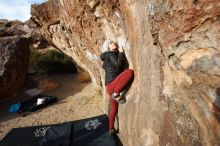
[0,0,47,21]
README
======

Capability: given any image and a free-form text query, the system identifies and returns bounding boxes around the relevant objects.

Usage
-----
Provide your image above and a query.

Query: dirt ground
[0,73,104,140]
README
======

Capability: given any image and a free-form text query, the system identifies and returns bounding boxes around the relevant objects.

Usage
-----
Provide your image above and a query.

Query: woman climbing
[100,39,134,134]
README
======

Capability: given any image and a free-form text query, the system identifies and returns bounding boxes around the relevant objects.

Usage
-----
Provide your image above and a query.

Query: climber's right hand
[119,47,124,53]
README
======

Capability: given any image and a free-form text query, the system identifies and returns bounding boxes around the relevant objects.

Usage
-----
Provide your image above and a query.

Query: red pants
[106,69,134,129]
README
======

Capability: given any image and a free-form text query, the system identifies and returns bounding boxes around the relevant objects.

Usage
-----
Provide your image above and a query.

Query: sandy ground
[0,73,104,140]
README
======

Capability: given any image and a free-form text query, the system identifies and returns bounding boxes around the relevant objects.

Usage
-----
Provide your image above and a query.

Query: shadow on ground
[0,73,89,123]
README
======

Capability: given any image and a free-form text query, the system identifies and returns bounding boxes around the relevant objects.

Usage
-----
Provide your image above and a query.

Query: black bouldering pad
[20,94,57,112]
[0,114,117,146]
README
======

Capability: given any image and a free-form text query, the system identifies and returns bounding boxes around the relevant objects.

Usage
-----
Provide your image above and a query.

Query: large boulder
[0,36,30,98]
[0,19,49,49]
[0,20,31,98]
[31,0,220,145]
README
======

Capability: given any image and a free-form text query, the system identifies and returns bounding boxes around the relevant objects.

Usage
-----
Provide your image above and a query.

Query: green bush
[29,47,40,66]
[29,48,77,73]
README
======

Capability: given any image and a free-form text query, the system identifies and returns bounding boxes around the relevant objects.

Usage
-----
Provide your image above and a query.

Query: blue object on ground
[8,103,21,113]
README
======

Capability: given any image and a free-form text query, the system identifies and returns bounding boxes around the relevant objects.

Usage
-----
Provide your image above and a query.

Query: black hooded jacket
[100,51,124,85]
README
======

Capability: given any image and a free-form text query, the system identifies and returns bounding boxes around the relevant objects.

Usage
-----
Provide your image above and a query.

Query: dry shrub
[38,78,59,91]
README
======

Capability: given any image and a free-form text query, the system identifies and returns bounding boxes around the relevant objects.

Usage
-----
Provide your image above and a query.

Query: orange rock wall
[31,0,220,145]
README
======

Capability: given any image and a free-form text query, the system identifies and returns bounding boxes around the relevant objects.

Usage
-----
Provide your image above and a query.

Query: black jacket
[100,51,124,85]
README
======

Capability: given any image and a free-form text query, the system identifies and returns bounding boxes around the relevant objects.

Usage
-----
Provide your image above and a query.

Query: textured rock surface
[0,19,52,98]
[0,19,49,49]
[0,36,30,98]
[31,0,220,145]
[25,19,50,49]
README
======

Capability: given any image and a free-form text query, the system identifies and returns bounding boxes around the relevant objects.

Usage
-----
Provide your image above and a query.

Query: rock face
[25,19,50,49]
[31,0,220,145]
[0,19,53,98]
[0,20,31,98]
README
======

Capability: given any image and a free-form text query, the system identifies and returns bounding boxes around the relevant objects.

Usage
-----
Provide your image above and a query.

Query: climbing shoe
[112,90,127,103]
[109,128,119,135]
[117,90,127,103]
[112,92,120,101]
[119,89,126,97]
[119,98,126,104]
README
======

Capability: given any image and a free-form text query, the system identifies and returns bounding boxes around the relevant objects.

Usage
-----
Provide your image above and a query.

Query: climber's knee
[127,69,134,78]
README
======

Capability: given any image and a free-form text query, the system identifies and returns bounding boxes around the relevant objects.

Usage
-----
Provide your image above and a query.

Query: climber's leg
[113,69,134,93]
[109,96,118,129]
[106,69,134,129]
[106,83,119,130]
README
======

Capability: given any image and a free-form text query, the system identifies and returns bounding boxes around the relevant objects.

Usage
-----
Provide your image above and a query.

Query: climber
[100,39,134,135]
